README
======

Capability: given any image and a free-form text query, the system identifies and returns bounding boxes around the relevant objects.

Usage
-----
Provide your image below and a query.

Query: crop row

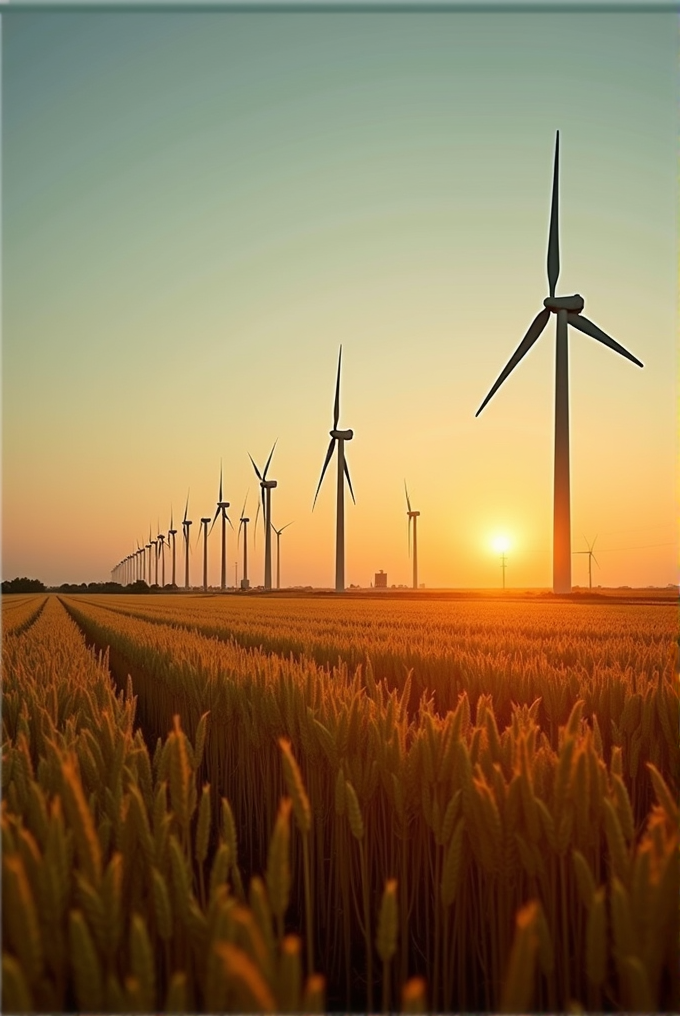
[71,593,679,819]
[61,594,679,1011]
[2,596,352,1013]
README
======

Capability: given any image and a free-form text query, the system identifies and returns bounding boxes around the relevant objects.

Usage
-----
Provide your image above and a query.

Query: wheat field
[2,591,678,1013]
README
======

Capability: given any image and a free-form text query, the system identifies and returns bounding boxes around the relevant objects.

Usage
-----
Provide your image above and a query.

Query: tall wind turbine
[249,443,277,590]
[475,131,643,594]
[574,535,599,589]
[182,493,193,590]
[209,462,233,591]
[238,493,250,590]
[271,521,294,590]
[199,516,212,592]
[168,508,177,587]
[405,482,420,591]
[313,346,356,592]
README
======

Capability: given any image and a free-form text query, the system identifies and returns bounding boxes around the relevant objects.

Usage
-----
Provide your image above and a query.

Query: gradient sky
[2,5,677,589]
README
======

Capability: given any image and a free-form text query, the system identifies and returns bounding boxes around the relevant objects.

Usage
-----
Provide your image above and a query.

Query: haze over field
[2,7,676,589]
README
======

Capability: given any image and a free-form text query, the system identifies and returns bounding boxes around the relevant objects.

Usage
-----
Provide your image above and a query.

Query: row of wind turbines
[112,132,642,595]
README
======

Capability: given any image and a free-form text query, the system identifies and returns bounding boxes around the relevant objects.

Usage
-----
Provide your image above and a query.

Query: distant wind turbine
[168,508,177,587]
[150,526,159,587]
[238,493,250,590]
[199,516,212,592]
[249,443,278,590]
[313,346,355,592]
[475,130,643,594]
[574,535,599,589]
[157,526,166,588]
[271,521,294,590]
[146,528,153,586]
[182,493,193,590]
[405,482,420,591]
[209,462,233,591]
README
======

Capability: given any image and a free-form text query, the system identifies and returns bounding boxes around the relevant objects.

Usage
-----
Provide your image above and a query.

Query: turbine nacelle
[217,502,230,509]
[544,294,584,313]
[168,529,178,536]
[240,517,250,523]
[407,510,420,518]
[200,517,211,525]
[261,479,277,489]
[330,428,353,441]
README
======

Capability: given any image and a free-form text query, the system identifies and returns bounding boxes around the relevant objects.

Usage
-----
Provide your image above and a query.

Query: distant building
[374,570,387,588]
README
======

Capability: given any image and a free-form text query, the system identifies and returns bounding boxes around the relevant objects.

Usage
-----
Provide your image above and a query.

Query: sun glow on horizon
[491,534,511,555]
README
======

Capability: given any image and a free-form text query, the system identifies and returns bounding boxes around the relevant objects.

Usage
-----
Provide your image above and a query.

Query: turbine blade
[263,439,278,480]
[475,307,551,417]
[312,438,336,510]
[344,457,356,504]
[226,514,234,530]
[241,492,248,518]
[404,479,411,513]
[333,345,342,430]
[408,515,411,558]
[248,453,263,482]
[547,130,560,298]
[208,515,218,538]
[183,491,189,524]
[592,555,600,568]
[219,461,223,502]
[237,519,243,547]
[567,314,644,367]
[254,497,261,548]
[281,521,294,532]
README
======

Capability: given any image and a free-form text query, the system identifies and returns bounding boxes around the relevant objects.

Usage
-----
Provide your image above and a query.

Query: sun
[491,534,511,554]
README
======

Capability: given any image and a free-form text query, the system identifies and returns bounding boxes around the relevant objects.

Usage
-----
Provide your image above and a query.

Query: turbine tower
[209,462,233,591]
[146,529,153,586]
[182,493,192,590]
[238,494,250,590]
[313,346,356,592]
[199,516,211,592]
[574,535,598,589]
[249,443,277,590]
[150,527,159,587]
[168,508,177,587]
[475,131,643,594]
[405,481,420,591]
[158,529,166,588]
[271,521,293,590]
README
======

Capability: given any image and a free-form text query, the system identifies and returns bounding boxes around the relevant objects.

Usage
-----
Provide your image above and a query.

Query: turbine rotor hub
[330,428,354,440]
[544,294,584,313]
[262,479,277,489]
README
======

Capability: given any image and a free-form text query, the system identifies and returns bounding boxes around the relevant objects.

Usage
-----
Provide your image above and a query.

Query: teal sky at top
[2,9,677,587]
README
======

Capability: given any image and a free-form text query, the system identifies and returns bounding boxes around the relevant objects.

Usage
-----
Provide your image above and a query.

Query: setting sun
[491,534,511,554]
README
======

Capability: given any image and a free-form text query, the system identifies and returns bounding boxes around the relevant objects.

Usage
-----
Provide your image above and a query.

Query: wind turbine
[249,443,277,590]
[404,482,420,591]
[238,493,250,590]
[271,521,294,590]
[313,346,356,592]
[168,508,177,587]
[150,527,159,587]
[574,535,599,589]
[146,528,153,586]
[158,526,166,588]
[199,516,212,592]
[209,462,233,591]
[182,493,192,590]
[475,131,643,594]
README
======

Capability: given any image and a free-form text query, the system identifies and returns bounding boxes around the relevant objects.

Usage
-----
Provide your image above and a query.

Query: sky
[2,4,677,589]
